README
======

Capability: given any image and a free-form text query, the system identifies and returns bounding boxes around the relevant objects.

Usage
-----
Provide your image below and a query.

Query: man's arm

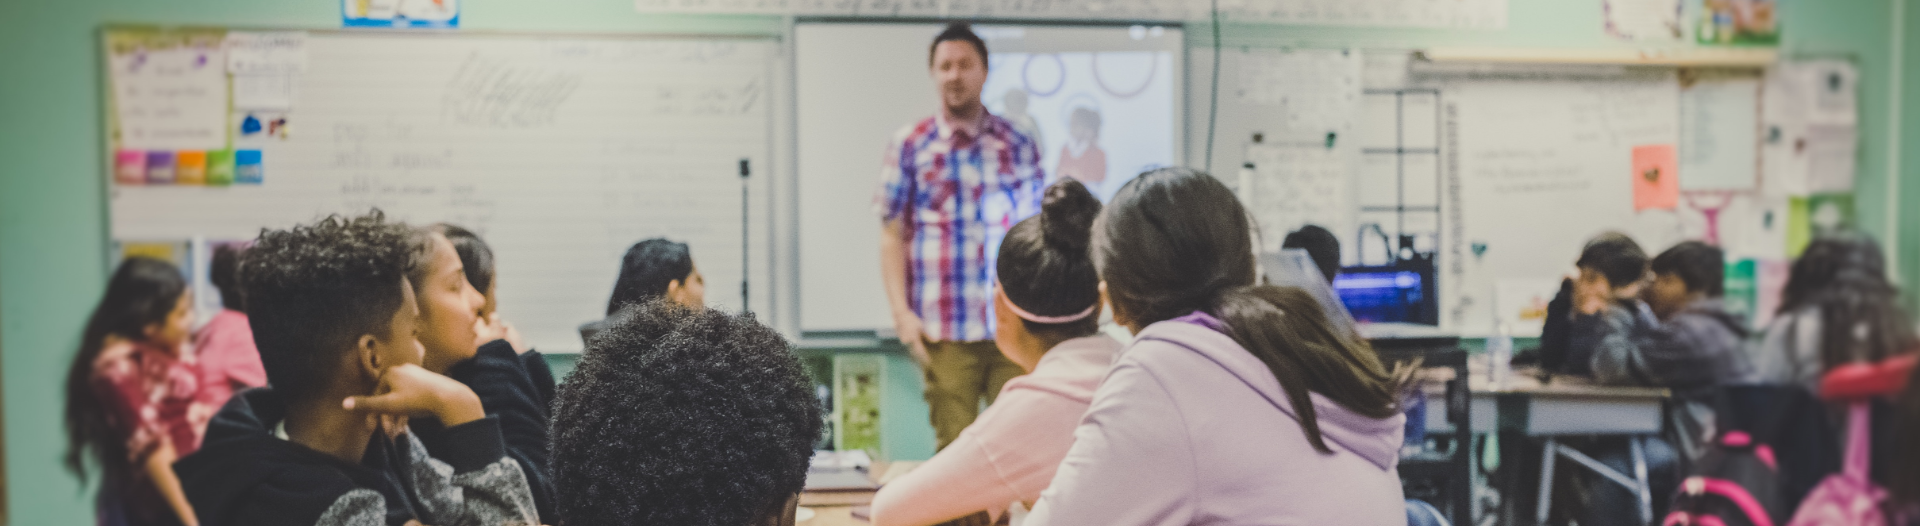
[881,218,929,365]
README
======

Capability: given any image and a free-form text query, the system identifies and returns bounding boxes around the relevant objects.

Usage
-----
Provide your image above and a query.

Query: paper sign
[175,150,207,185]
[115,150,148,185]
[1633,144,1680,210]
[1495,278,1564,337]
[345,0,460,28]
[145,151,176,184]
[111,43,229,151]
[224,32,307,75]
[1679,76,1760,190]
[1604,0,1683,41]
[235,150,264,184]
[206,150,235,186]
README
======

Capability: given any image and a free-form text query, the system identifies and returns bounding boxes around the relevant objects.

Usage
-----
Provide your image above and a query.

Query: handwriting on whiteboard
[443,54,583,128]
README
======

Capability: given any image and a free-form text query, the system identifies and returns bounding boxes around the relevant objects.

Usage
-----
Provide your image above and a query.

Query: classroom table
[1472,372,1669,526]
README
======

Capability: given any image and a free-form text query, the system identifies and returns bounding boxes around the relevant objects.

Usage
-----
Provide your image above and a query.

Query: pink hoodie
[869,335,1123,526]
[1026,313,1407,526]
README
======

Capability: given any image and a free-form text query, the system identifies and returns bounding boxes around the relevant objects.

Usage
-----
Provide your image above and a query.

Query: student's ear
[666,279,685,303]
[760,493,799,526]
[354,333,387,382]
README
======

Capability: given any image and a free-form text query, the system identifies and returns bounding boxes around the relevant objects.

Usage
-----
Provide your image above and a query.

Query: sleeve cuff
[423,416,507,473]
[477,339,519,361]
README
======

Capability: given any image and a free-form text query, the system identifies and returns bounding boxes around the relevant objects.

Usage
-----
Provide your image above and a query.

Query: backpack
[1664,429,1784,526]
[1787,403,1890,526]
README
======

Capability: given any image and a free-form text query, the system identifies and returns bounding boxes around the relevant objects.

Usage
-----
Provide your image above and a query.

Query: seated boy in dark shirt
[174,212,537,526]
[549,300,821,526]
[1539,232,1654,377]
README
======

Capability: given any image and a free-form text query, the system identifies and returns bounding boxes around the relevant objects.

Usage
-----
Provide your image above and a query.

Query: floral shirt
[93,339,211,469]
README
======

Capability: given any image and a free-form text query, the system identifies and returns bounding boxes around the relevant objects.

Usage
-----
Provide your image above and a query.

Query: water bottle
[1488,321,1513,390]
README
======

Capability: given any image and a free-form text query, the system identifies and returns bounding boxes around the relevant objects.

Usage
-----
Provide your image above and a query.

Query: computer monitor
[1335,260,1438,325]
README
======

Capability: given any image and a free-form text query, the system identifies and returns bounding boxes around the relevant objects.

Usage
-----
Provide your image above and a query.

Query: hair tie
[997,284,1098,324]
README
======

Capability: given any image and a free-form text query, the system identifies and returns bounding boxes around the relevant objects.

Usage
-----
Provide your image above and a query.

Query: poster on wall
[1695,0,1779,45]
[344,0,460,28]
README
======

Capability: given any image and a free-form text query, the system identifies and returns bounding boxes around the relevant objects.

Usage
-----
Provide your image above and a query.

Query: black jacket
[410,339,558,525]
[173,388,531,526]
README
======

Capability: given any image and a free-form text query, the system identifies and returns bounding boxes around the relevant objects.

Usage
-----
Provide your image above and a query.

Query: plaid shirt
[876,113,1046,342]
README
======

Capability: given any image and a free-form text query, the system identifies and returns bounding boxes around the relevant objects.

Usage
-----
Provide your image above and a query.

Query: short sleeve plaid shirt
[876,112,1046,342]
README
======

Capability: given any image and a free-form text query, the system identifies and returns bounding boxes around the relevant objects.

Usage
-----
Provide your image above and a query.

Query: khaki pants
[922,340,1025,451]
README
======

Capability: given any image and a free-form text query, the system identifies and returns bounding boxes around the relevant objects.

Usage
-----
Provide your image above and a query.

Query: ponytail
[1211,286,1399,452]
[1100,167,1401,452]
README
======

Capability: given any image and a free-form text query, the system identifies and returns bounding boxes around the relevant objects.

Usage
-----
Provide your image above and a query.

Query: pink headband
[997,284,1098,324]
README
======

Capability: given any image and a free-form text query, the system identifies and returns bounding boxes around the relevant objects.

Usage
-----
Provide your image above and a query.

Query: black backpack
[1664,386,1841,526]
[1665,429,1782,526]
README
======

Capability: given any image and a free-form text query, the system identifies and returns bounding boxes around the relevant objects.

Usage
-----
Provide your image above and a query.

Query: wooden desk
[799,504,865,526]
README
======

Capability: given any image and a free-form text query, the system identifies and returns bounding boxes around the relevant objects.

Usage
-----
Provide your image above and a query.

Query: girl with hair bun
[1026,167,1409,526]
[869,179,1121,526]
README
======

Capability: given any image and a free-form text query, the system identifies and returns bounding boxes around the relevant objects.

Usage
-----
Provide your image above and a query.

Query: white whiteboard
[793,23,1184,334]
[109,32,776,353]
[1438,71,1688,334]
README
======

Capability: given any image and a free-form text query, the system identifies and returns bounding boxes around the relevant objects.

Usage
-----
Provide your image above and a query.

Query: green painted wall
[1,0,1907,523]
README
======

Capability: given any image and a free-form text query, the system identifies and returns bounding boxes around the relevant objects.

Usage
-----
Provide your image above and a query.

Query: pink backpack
[1786,403,1888,526]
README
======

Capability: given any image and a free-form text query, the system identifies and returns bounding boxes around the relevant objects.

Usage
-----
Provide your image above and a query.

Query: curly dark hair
[550,300,821,526]
[242,211,426,403]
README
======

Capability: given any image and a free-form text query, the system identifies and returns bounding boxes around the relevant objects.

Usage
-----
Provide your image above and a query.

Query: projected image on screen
[985,49,1177,202]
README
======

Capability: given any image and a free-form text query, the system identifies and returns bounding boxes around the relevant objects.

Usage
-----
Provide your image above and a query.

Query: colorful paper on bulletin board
[343,0,460,28]
[145,151,177,184]
[1494,278,1563,337]
[206,150,235,186]
[115,150,147,185]
[1786,194,1855,257]
[107,30,229,152]
[1694,0,1780,45]
[1633,144,1681,210]
[174,150,207,185]
[1724,259,1757,327]
[832,353,883,456]
[235,150,264,184]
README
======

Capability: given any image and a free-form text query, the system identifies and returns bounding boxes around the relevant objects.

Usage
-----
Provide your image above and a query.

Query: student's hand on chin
[474,313,528,354]
[344,363,485,427]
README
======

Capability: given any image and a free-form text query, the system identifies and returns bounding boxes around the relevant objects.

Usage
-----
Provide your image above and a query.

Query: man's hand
[893,311,930,366]
[344,364,486,427]
[1572,270,1613,316]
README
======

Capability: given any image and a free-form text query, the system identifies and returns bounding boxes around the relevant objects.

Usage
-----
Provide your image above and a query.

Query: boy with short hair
[1539,232,1654,377]
[549,300,822,526]
[1596,240,1753,392]
[174,212,537,526]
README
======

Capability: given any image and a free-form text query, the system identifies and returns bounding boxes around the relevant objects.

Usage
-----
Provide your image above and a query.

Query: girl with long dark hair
[1755,234,1918,392]
[1025,168,1408,525]
[64,257,204,526]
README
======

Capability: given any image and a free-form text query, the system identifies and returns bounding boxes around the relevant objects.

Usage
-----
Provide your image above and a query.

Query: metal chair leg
[1630,436,1652,525]
[1536,439,1557,525]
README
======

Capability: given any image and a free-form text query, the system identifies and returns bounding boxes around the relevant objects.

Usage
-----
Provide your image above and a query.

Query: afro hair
[241,210,426,403]
[550,300,822,526]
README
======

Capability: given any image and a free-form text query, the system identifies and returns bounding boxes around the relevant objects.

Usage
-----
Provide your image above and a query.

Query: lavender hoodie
[1025,313,1407,526]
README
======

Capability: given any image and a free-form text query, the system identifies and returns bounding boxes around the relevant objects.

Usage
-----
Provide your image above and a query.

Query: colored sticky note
[145,151,177,185]
[1632,144,1679,211]
[114,150,147,185]
[206,150,235,186]
[174,150,207,185]
[235,149,264,184]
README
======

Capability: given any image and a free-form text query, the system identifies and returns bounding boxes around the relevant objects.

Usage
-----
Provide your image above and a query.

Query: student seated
[405,223,559,525]
[1026,168,1409,526]
[579,237,704,344]
[194,244,267,415]
[1591,241,1753,458]
[1282,224,1341,285]
[548,299,821,526]
[435,224,556,403]
[174,212,537,526]
[64,257,205,526]
[1753,234,1918,393]
[1538,232,1653,377]
[869,179,1121,526]
[1596,241,1754,395]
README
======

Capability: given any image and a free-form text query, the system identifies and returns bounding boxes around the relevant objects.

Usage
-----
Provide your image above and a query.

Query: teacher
[875,23,1047,450]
